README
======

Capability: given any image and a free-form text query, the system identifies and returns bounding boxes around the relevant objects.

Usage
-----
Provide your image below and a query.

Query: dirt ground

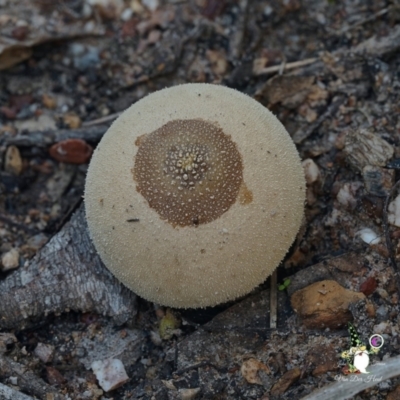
[1,0,400,399]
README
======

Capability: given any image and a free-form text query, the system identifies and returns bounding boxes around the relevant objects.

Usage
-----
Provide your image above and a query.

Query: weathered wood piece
[300,355,400,400]
[0,205,137,330]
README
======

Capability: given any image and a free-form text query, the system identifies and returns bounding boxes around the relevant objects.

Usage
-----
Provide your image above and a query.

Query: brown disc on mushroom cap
[85,83,305,308]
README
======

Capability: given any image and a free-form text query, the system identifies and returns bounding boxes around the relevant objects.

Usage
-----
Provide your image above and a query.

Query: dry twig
[254,57,318,76]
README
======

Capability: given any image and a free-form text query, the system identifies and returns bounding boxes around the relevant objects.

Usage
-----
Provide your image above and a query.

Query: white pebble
[9,377,18,385]
[357,228,381,245]
[336,182,362,208]
[388,194,400,227]
[302,158,320,185]
[121,8,133,21]
[91,359,129,392]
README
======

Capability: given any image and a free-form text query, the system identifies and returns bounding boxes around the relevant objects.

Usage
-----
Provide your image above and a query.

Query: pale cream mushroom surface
[85,83,305,308]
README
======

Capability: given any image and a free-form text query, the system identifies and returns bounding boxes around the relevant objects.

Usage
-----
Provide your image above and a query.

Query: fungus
[85,83,305,308]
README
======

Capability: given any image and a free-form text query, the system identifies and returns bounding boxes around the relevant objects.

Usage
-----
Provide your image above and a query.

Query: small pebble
[362,165,394,197]
[4,145,23,175]
[34,342,55,363]
[357,228,381,245]
[375,305,388,320]
[241,358,270,385]
[179,388,201,400]
[263,5,273,16]
[121,7,133,21]
[150,330,162,346]
[302,158,320,185]
[49,139,93,164]
[42,94,57,109]
[290,280,365,329]
[1,248,20,271]
[63,113,82,129]
[336,182,362,209]
[9,377,18,385]
[388,194,400,227]
[91,358,129,392]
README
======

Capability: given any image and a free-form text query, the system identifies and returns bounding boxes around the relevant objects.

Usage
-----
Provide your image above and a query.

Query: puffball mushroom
[85,83,305,308]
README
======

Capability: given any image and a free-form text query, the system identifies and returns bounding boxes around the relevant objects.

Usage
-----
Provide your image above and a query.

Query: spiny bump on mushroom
[84,83,306,308]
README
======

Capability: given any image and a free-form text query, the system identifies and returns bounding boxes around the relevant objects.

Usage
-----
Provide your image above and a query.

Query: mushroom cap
[85,83,305,308]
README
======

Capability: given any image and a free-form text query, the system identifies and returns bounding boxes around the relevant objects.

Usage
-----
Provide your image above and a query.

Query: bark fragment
[0,205,137,330]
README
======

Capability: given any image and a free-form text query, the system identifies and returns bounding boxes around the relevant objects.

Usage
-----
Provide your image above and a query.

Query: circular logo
[369,334,384,349]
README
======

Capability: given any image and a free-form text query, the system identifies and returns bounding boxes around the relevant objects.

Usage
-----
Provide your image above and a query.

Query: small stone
[388,194,400,227]
[14,114,57,131]
[336,182,362,209]
[63,113,82,129]
[305,343,337,376]
[147,29,161,44]
[86,383,103,398]
[1,248,20,271]
[49,139,93,164]
[362,165,394,196]
[162,379,177,390]
[91,358,129,392]
[376,287,389,299]
[241,358,270,385]
[206,49,228,76]
[130,0,145,14]
[42,94,57,109]
[4,145,23,175]
[359,277,378,296]
[178,388,201,400]
[9,376,18,385]
[270,367,301,396]
[365,301,376,318]
[376,305,388,320]
[34,342,55,363]
[357,228,381,245]
[121,7,133,21]
[291,280,366,329]
[302,158,320,185]
[150,330,162,346]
